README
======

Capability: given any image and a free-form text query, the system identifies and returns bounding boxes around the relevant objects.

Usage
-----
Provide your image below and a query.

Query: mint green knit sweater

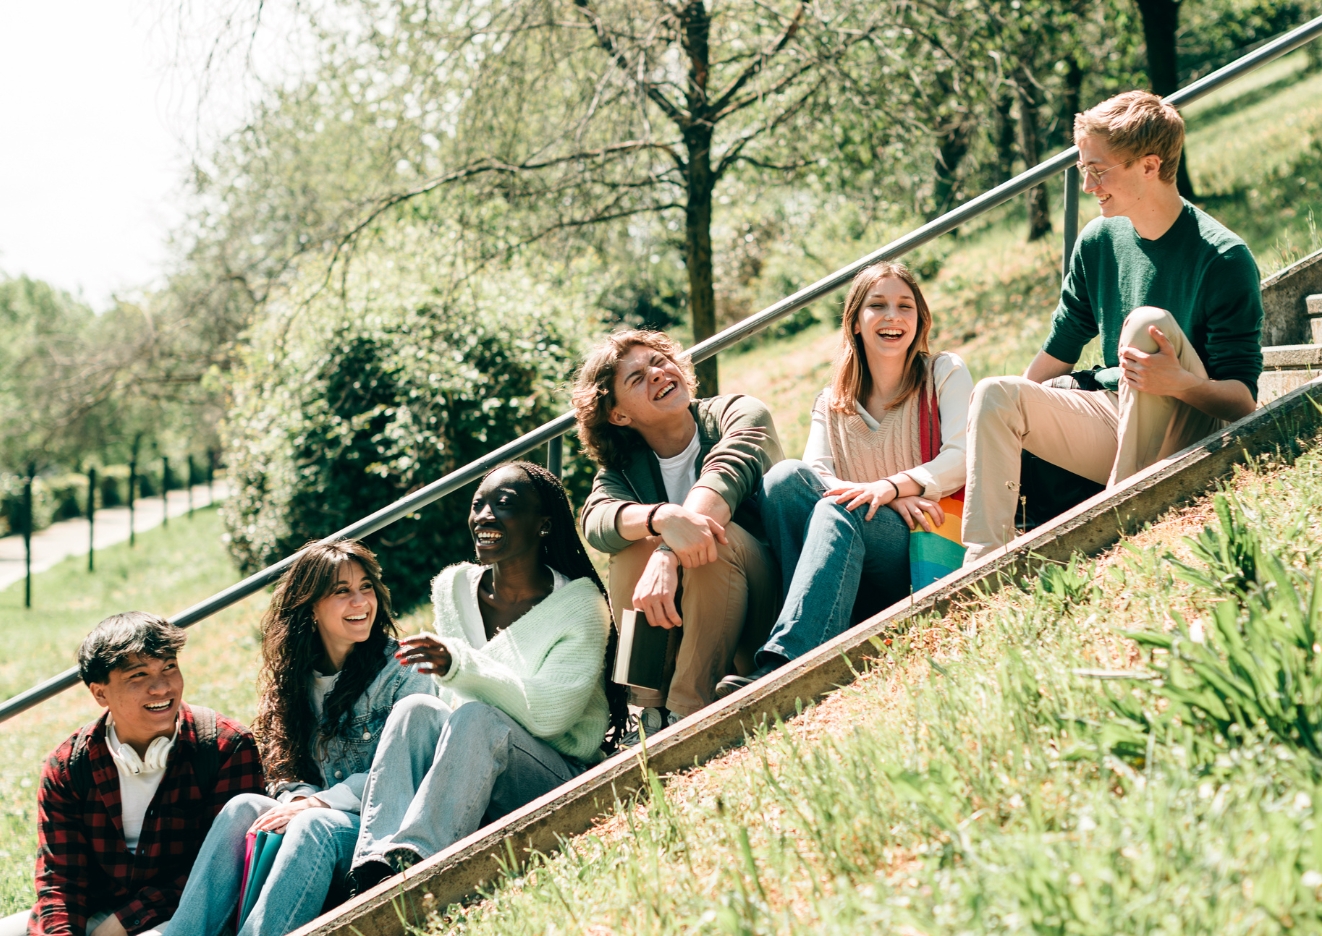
[428,563,611,764]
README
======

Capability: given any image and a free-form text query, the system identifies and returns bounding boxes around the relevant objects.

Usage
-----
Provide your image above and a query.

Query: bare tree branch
[706,1,809,117]
[572,0,690,127]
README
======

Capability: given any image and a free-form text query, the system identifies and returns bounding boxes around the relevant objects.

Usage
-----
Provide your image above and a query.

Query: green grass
[1183,47,1322,273]
[424,429,1322,935]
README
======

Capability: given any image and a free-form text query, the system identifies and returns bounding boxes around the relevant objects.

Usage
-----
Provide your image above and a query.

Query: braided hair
[498,460,630,753]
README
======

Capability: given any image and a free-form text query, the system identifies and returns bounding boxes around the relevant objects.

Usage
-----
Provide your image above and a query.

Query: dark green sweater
[1042,201,1263,399]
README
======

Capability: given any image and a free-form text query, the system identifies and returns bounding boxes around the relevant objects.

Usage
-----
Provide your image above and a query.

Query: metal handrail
[4,13,1321,723]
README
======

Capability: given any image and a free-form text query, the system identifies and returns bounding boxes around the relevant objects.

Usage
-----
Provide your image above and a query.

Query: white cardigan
[803,350,972,499]
[428,563,611,764]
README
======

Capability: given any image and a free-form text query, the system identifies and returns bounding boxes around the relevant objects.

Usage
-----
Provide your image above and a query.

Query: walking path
[0,482,230,593]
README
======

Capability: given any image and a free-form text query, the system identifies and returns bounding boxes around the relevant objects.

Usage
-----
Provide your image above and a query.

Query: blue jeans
[353,697,584,870]
[169,792,358,936]
[758,460,911,662]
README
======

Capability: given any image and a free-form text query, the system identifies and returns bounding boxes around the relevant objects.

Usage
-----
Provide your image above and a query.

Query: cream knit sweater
[803,351,972,499]
[428,563,611,764]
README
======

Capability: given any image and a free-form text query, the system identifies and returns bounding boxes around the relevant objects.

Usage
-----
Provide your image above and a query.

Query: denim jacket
[271,638,435,812]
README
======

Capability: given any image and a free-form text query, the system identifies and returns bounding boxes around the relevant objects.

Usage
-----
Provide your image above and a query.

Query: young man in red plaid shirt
[0,612,264,936]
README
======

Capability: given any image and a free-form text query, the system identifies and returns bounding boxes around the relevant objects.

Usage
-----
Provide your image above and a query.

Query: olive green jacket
[580,394,784,554]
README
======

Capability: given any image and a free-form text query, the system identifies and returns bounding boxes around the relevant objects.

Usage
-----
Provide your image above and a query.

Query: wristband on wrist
[882,478,901,501]
[646,503,664,537]
[654,543,675,555]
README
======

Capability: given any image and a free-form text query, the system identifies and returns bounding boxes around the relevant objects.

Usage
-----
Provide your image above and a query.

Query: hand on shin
[631,549,682,628]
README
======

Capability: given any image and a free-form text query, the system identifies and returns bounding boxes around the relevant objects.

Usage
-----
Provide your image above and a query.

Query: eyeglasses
[1075,160,1128,187]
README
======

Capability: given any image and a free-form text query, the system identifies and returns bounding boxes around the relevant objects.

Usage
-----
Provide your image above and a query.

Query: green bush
[221,258,593,610]
[0,473,89,537]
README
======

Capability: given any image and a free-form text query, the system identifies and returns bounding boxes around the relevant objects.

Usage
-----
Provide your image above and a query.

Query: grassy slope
[432,433,1322,936]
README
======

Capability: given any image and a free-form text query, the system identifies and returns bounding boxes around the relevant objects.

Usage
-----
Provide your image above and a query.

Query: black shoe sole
[714,676,754,700]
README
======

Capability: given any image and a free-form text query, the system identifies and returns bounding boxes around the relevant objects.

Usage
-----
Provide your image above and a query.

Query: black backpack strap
[188,705,222,793]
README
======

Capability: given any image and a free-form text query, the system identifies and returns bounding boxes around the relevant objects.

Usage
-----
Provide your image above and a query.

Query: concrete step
[292,375,1322,936]
[1260,342,1322,403]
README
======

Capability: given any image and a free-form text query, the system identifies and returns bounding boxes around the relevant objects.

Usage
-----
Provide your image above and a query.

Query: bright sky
[0,1,192,310]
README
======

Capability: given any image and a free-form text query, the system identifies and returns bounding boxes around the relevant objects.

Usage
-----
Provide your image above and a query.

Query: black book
[611,609,670,691]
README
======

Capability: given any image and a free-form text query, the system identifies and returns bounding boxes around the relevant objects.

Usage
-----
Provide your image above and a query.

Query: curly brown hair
[571,330,697,471]
[253,540,398,786]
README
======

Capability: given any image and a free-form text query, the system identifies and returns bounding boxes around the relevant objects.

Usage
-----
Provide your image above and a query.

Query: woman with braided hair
[347,461,626,891]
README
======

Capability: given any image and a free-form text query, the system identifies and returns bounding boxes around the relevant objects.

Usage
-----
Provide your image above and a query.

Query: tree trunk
[1134,0,1196,198]
[994,90,1017,185]
[931,120,972,219]
[1060,54,1083,146]
[679,1,719,394]
[685,124,718,394]
[1016,83,1052,241]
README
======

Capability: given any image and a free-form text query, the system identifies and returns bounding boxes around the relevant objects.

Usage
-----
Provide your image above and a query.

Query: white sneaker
[622,707,679,746]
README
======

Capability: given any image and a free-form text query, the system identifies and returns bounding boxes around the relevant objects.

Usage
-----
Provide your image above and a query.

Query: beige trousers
[608,522,779,716]
[963,307,1224,562]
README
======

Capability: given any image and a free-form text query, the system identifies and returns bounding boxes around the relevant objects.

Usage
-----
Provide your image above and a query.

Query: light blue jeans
[758,459,911,663]
[168,792,358,936]
[353,696,585,870]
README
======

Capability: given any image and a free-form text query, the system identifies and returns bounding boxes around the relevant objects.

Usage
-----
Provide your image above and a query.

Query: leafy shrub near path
[222,255,593,610]
[430,444,1322,935]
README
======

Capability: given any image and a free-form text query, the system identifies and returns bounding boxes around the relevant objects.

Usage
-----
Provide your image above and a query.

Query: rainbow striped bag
[908,375,966,591]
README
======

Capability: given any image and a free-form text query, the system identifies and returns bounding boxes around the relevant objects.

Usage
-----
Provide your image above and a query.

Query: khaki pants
[963,307,1224,562]
[608,522,779,716]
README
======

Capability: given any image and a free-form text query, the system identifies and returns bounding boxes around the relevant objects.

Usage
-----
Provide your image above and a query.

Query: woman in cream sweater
[346,461,628,891]
[717,261,973,698]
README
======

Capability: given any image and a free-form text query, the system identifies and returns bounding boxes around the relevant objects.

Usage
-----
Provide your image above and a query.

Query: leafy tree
[221,236,596,608]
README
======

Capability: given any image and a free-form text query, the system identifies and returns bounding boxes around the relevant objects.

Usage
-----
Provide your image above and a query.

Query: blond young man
[573,331,782,737]
[962,90,1263,562]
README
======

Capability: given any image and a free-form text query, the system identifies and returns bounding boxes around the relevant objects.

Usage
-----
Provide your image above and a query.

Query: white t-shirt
[455,564,571,648]
[309,671,341,719]
[105,719,177,854]
[656,428,701,505]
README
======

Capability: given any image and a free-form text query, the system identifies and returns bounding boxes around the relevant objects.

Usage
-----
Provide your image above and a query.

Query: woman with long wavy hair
[715,261,973,698]
[346,461,628,891]
[169,540,434,936]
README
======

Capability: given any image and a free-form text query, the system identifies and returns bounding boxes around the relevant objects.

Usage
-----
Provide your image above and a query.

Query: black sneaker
[348,848,420,896]
[714,656,787,700]
[347,858,394,896]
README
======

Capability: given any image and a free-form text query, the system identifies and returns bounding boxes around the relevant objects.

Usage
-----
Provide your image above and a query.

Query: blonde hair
[1074,90,1184,184]
[572,330,698,470]
[829,261,932,414]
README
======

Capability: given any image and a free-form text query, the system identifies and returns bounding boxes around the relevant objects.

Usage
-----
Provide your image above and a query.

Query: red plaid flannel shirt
[31,703,264,935]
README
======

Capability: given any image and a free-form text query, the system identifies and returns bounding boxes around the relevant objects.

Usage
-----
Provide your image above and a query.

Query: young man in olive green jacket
[573,330,783,735]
